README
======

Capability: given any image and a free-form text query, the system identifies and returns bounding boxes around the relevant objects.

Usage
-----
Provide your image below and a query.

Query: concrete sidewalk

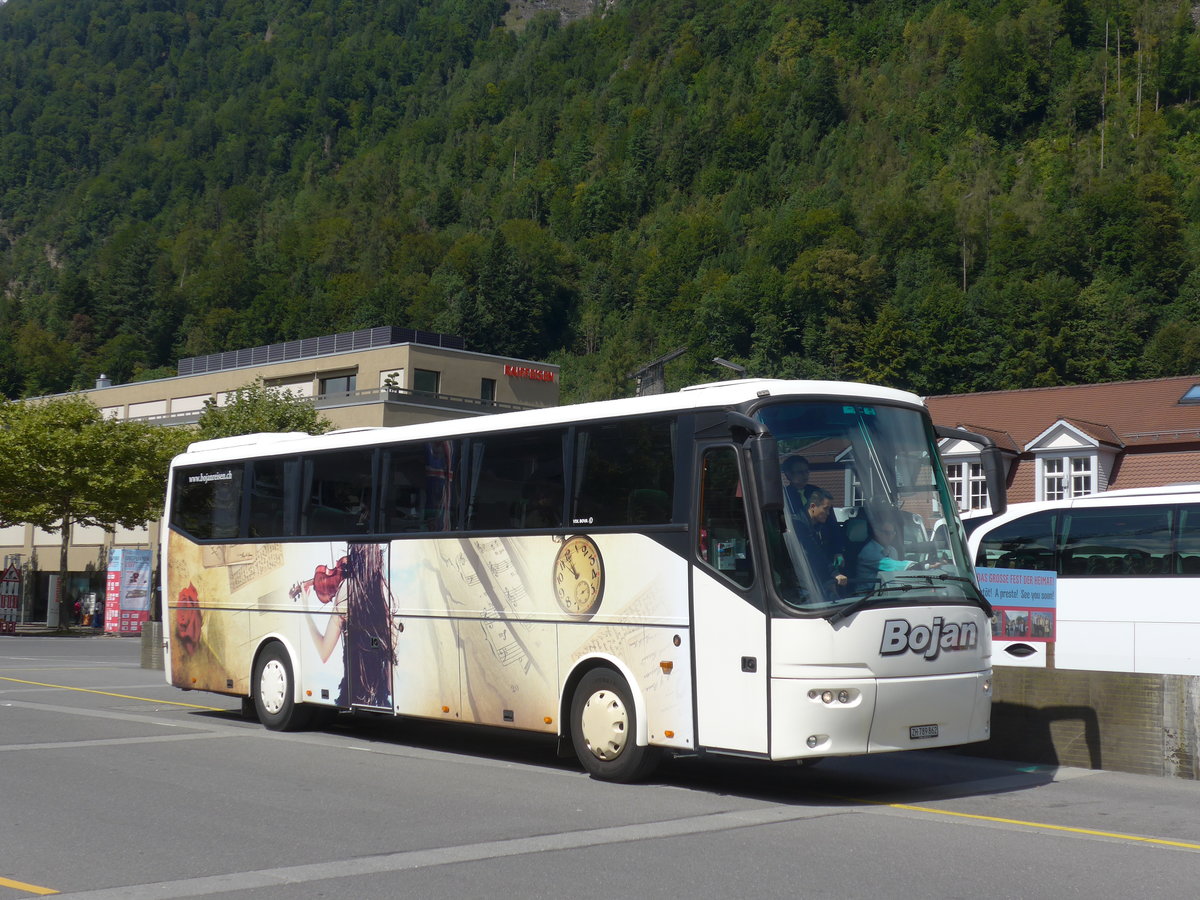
[7,622,129,637]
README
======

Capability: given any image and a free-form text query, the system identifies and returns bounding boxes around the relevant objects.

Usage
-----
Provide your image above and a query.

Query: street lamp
[712,357,747,377]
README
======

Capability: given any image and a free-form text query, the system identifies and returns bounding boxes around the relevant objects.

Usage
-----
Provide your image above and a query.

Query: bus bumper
[769,670,991,760]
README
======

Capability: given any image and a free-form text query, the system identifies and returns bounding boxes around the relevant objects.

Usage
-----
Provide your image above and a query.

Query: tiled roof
[926,375,1200,448]
[1058,417,1123,448]
[1111,450,1200,491]
[953,423,1022,453]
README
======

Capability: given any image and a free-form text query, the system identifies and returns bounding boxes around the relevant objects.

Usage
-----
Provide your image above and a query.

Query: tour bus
[969,485,1200,674]
[163,378,1004,781]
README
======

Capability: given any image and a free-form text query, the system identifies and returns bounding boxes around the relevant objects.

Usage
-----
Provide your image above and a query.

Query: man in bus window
[803,487,848,590]
[781,455,817,517]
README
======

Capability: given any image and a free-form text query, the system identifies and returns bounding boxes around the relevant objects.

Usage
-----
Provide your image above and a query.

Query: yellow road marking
[884,801,1200,851]
[0,676,225,711]
[0,875,58,895]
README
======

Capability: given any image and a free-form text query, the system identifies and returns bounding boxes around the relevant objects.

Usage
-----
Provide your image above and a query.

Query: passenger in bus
[783,456,846,570]
[802,487,848,590]
[781,454,818,514]
[857,513,945,586]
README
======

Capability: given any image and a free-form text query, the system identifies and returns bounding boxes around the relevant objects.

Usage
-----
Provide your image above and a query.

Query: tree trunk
[57,518,71,632]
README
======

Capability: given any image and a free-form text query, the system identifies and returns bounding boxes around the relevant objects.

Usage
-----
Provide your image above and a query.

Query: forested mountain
[1,0,1198,402]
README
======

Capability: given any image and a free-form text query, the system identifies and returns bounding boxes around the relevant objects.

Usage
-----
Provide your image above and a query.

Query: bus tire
[570,668,660,783]
[252,643,312,732]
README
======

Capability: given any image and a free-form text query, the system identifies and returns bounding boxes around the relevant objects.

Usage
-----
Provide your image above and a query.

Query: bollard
[140,620,164,669]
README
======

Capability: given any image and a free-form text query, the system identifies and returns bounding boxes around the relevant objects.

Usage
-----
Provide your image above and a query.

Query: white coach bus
[162,379,1004,781]
[970,485,1200,674]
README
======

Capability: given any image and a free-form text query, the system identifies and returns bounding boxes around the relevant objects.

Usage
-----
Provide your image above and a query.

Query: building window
[1071,456,1093,495]
[480,378,496,404]
[1041,455,1093,502]
[946,461,987,511]
[413,369,440,395]
[1044,458,1065,500]
[320,374,356,396]
[947,463,965,509]
[968,463,988,509]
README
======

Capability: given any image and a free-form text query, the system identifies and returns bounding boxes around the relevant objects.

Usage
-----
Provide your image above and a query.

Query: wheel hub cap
[260,659,287,715]
[580,689,627,760]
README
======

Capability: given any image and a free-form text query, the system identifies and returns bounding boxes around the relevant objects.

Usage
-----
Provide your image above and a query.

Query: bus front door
[692,445,769,755]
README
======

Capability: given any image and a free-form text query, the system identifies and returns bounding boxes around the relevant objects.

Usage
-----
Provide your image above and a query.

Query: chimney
[95,374,111,389]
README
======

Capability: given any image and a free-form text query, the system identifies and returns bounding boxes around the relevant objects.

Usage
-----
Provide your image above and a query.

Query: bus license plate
[909,724,939,740]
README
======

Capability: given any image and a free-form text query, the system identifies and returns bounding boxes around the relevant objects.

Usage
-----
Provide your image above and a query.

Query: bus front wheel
[252,643,312,731]
[570,668,660,782]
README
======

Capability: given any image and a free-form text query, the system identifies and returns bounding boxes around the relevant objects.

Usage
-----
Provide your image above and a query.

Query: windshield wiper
[829,572,992,624]
[828,579,945,624]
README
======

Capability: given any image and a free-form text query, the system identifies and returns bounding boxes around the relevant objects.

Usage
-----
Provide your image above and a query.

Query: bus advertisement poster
[976,568,1057,642]
[105,548,152,636]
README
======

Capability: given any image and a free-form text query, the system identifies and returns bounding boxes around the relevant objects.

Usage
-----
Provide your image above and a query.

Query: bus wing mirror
[722,412,782,511]
[980,446,1007,517]
[934,425,1008,518]
[751,434,783,512]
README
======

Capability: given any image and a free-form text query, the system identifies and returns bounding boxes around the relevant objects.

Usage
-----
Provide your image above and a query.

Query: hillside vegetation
[1,0,1198,402]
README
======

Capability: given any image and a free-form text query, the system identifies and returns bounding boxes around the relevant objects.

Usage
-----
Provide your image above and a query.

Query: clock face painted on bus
[553,535,604,618]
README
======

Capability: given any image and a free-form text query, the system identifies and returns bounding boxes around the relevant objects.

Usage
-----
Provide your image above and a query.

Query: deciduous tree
[0,395,188,629]
[195,378,332,439]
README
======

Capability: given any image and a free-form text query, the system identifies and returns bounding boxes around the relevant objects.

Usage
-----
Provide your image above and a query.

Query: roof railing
[126,387,533,425]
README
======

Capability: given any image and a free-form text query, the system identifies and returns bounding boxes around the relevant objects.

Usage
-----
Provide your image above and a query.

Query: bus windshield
[757,400,981,615]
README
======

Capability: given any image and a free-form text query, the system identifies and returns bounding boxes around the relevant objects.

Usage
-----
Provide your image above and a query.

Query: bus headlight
[808,688,856,705]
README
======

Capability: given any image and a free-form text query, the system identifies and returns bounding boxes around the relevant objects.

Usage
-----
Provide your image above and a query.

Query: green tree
[0,395,188,629]
[195,378,332,439]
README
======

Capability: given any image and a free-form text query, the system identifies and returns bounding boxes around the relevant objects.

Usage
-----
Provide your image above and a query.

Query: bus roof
[175,378,925,464]
[969,483,1200,536]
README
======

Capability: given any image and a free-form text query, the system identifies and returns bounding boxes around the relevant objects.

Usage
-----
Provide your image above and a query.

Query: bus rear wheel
[252,643,312,731]
[570,668,660,783]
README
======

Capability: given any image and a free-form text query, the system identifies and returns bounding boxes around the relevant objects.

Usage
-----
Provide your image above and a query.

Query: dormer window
[1041,455,1094,501]
[1024,419,1115,502]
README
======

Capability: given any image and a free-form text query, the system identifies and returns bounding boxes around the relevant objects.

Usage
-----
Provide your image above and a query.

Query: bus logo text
[880,617,978,661]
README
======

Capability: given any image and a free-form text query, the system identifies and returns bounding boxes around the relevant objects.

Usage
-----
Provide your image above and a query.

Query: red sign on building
[503,364,555,382]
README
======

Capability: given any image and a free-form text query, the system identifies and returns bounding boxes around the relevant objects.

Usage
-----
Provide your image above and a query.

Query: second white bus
[970,484,1200,674]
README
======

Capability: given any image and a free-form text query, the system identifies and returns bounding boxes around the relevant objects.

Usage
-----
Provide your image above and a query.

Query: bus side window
[697,447,753,588]
[1061,506,1173,577]
[248,458,297,538]
[1176,505,1200,575]
[300,450,374,536]
[975,510,1057,571]
[572,417,676,526]
[466,430,565,531]
[380,441,459,533]
[173,464,245,540]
